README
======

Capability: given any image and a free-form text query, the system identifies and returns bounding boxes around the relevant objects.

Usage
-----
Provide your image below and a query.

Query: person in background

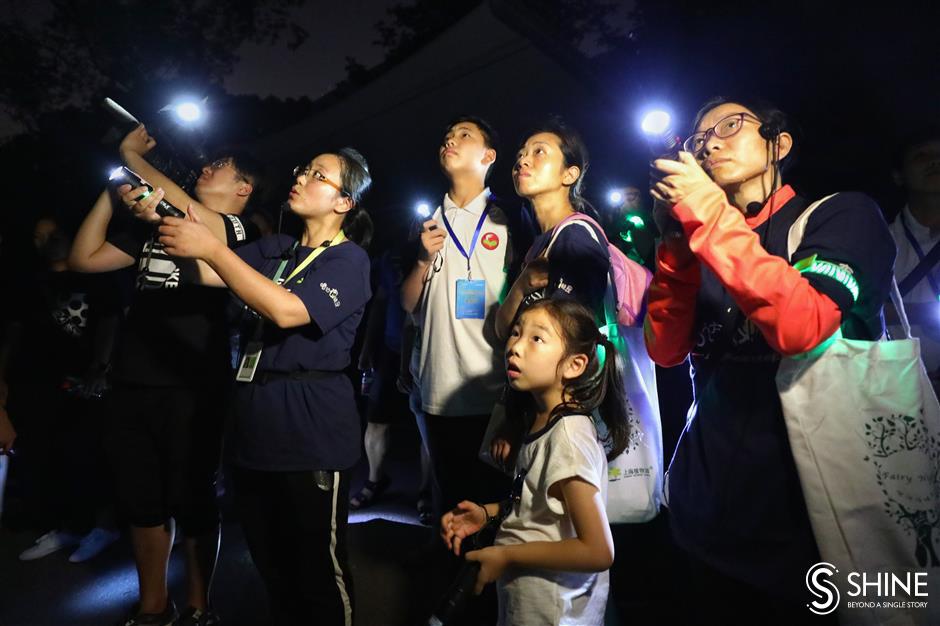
[5,217,122,563]
[886,128,940,393]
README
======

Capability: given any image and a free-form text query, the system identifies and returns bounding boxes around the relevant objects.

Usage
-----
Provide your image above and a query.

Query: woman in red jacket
[646,97,895,623]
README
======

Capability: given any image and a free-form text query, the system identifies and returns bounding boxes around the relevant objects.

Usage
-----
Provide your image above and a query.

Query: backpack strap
[545,214,608,256]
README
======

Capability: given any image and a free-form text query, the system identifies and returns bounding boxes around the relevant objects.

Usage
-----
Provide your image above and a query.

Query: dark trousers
[422,414,509,626]
[233,466,354,626]
[686,553,840,626]
[423,413,512,518]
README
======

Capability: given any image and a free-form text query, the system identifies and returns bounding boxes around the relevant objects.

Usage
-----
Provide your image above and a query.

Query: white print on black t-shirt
[732,319,760,347]
[51,292,89,338]
[137,239,180,290]
[320,282,341,307]
[557,278,573,294]
[224,214,247,242]
[696,322,722,348]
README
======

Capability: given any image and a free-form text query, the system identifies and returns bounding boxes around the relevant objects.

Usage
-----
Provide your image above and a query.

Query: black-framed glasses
[682,112,762,155]
[292,165,348,196]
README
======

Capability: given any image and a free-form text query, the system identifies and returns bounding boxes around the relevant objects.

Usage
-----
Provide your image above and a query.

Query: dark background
[1,0,936,253]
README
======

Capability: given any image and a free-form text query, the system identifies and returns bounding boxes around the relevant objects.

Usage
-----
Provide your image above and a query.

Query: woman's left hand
[158,206,219,260]
[650,151,716,208]
[465,546,510,595]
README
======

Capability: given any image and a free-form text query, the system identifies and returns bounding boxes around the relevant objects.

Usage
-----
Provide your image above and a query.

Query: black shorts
[104,382,225,534]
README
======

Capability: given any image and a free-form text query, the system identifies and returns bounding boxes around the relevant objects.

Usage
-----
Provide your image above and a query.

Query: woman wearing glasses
[645,98,894,622]
[155,148,373,626]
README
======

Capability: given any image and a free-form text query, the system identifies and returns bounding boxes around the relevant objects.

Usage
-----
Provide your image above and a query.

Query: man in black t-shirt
[69,125,261,626]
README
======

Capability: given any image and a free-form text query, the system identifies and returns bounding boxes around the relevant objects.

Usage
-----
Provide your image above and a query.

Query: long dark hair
[504,299,631,460]
[334,147,374,248]
[519,118,601,221]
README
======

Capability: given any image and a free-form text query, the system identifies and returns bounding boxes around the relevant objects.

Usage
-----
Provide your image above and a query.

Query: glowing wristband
[794,254,859,302]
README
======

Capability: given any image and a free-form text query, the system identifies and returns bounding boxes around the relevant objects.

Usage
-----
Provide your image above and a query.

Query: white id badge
[235,341,263,382]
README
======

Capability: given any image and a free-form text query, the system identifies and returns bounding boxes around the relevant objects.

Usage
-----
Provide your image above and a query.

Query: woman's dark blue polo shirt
[229,234,371,472]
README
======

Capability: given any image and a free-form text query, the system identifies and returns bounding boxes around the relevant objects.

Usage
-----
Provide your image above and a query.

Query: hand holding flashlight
[419,219,446,262]
[119,184,164,224]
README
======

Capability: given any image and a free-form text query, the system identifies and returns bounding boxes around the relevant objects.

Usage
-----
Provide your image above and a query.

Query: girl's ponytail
[594,334,630,460]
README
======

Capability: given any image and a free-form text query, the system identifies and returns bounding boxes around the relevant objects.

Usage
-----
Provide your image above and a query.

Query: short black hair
[691,96,799,173]
[892,126,940,170]
[444,115,499,182]
[207,148,265,212]
[445,114,499,151]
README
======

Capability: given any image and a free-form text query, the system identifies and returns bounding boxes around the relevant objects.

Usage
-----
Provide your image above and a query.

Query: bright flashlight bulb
[608,190,624,206]
[415,202,431,219]
[175,102,202,122]
[641,111,671,136]
[108,166,125,180]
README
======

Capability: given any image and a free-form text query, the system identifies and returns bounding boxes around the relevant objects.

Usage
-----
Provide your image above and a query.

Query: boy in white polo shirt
[401,115,511,519]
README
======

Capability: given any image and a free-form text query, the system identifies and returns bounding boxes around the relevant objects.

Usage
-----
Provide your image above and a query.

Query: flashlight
[640,109,682,156]
[160,97,207,125]
[108,166,186,218]
[607,190,624,206]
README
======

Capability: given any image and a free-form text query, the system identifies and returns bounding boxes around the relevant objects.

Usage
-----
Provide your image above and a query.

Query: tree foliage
[0,0,311,130]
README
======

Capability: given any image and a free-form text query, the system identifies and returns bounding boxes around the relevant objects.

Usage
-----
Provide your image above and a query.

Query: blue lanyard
[900,212,940,298]
[440,205,490,278]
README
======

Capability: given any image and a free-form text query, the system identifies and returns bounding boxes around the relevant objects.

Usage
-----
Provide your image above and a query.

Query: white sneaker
[18,530,81,561]
[68,527,120,563]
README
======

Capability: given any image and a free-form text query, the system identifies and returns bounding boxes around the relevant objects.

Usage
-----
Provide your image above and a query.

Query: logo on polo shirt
[481,232,499,250]
[320,282,341,308]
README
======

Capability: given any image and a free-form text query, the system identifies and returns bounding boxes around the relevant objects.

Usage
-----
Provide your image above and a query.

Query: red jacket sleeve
[644,237,701,367]
[671,184,842,356]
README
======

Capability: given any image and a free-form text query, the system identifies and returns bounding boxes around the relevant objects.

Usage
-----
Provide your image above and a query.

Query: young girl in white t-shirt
[441,298,631,626]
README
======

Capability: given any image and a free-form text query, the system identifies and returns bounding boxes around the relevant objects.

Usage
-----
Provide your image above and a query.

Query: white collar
[442,187,490,216]
[901,204,936,241]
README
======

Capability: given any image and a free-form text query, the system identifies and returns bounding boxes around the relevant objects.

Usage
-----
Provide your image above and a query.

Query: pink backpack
[542,213,652,327]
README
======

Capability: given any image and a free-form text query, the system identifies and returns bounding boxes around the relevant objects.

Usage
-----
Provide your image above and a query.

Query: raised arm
[158,211,308,328]
[652,153,847,356]
[68,190,136,273]
[118,125,228,242]
[644,232,701,366]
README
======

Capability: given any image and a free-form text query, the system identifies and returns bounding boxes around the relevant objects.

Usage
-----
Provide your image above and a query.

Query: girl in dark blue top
[158,148,373,626]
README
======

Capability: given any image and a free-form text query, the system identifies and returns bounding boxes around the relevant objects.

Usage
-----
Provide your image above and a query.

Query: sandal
[349,476,390,510]
[417,490,433,526]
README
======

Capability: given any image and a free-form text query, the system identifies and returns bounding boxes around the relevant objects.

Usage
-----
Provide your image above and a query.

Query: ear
[562,353,588,381]
[481,147,496,167]
[236,182,253,198]
[334,195,354,215]
[562,164,581,187]
[773,132,793,163]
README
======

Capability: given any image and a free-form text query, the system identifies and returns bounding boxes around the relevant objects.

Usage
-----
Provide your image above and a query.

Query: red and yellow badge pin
[481,232,499,250]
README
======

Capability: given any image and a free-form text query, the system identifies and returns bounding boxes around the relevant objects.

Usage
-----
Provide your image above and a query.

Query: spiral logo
[806,562,841,615]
